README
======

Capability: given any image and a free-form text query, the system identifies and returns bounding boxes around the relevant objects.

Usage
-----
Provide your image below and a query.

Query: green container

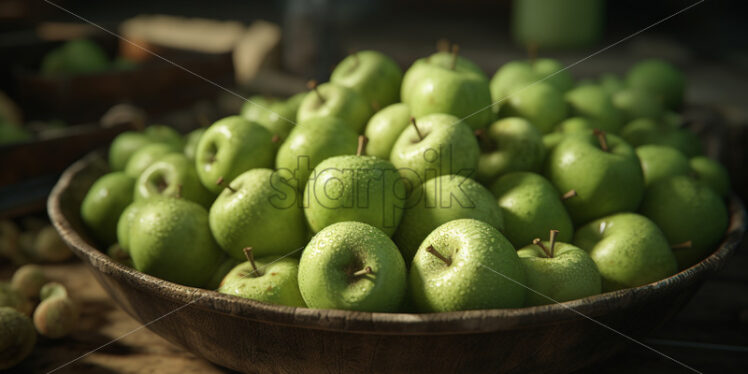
[512,0,604,49]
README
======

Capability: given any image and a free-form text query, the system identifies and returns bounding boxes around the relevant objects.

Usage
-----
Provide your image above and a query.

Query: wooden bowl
[9,35,233,123]
[48,153,746,374]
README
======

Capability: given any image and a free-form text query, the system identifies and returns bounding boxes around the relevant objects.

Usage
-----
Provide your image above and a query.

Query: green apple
[10,265,47,300]
[363,103,410,159]
[537,118,593,156]
[124,143,180,179]
[183,128,205,160]
[489,61,536,113]
[0,122,32,146]
[665,128,704,159]
[218,249,305,307]
[107,243,132,267]
[626,59,685,109]
[304,149,405,236]
[298,221,406,312]
[556,117,596,134]
[491,172,574,248]
[612,88,664,121]
[0,220,22,265]
[490,58,574,112]
[0,282,33,315]
[517,232,601,306]
[476,117,546,184]
[0,89,22,126]
[117,199,154,253]
[542,132,565,153]
[662,110,684,128]
[620,118,702,157]
[634,146,729,198]
[390,114,480,192]
[108,131,154,171]
[40,49,66,75]
[545,132,644,224]
[195,116,275,194]
[635,145,690,187]
[533,58,575,92]
[242,95,272,117]
[210,168,306,260]
[128,198,224,287]
[331,50,403,110]
[574,213,678,291]
[24,226,72,263]
[689,156,730,198]
[240,96,296,139]
[401,50,493,130]
[285,92,306,117]
[409,218,526,312]
[598,73,625,96]
[112,57,137,71]
[499,82,568,134]
[402,50,486,101]
[144,125,184,150]
[81,172,135,245]
[393,174,504,263]
[134,153,214,207]
[565,84,625,133]
[639,176,728,269]
[41,39,109,76]
[0,306,36,370]
[276,116,358,191]
[297,82,372,133]
[574,78,596,87]
[204,256,240,290]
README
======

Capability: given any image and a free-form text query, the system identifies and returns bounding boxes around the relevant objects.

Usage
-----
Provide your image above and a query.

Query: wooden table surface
[1,262,226,374]
[3,238,747,374]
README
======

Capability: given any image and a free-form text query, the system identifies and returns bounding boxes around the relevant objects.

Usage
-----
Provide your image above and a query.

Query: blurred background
[1,0,747,372]
[2,1,747,120]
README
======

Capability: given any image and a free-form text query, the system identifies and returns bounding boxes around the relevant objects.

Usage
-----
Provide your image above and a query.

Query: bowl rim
[48,153,747,335]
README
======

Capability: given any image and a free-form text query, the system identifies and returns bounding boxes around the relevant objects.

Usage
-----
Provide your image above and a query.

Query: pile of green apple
[79,47,731,313]
[40,39,137,77]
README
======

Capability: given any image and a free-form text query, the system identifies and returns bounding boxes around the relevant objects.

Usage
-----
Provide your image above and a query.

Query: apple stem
[243,247,262,277]
[357,135,368,156]
[216,176,236,193]
[272,134,281,144]
[425,245,452,266]
[176,184,183,199]
[474,129,496,152]
[450,44,460,70]
[561,189,577,200]
[352,266,373,277]
[549,229,559,258]
[411,117,424,141]
[593,129,609,152]
[671,240,693,250]
[527,42,538,64]
[350,49,360,67]
[133,120,146,132]
[436,38,450,53]
[532,238,553,258]
[307,80,325,103]
[198,113,210,128]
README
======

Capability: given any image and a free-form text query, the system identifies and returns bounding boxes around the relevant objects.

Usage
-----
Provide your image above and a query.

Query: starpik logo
[268,144,478,230]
